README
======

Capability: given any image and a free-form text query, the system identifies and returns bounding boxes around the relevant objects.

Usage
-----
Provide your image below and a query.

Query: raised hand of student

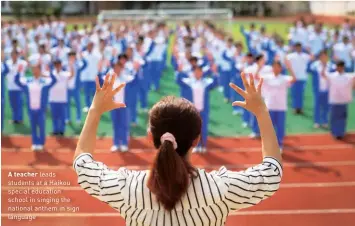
[90,72,126,115]
[229,72,267,117]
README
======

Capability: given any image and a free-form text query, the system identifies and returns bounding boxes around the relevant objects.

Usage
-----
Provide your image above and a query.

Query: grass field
[2,21,355,137]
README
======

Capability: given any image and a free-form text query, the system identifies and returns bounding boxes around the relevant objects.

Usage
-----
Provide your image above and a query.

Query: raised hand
[90,72,126,115]
[229,72,267,117]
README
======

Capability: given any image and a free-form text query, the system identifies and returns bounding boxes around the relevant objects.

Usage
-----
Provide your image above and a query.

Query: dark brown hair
[147,96,201,211]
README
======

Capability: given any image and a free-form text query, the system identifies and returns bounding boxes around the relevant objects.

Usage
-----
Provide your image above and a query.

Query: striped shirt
[73,153,282,226]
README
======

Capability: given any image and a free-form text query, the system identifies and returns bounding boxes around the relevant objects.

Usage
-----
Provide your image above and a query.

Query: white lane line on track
[2,144,354,153]
[3,182,355,191]
[2,161,355,171]
[1,209,355,217]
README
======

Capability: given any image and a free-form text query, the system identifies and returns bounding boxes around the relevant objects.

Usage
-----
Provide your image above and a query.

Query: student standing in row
[5,50,28,124]
[262,62,296,151]
[66,51,87,124]
[177,64,219,153]
[1,52,9,130]
[15,60,57,150]
[285,42,312,114]
[49,59,74,136]
[322,61,355,139]
[308,50,335,128]
[104,62,138,152]
[81,42,101,113]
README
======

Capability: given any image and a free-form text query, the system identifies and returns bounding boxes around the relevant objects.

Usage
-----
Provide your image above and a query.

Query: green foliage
[9,1,66,19]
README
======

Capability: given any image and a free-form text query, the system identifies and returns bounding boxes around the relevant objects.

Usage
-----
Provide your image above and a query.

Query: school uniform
[1,62,9,130]
[244,64,273,135]
[50,45,71,66]
[66,59,88,123]
[332,42,354,72]
[28,53,52,74]
[326,71,355,138]
[308,61,336,125]
[146,36,166,91]
[220,46,236,101]
[15,72,57,148]
[177,74,219,149]
[233,60,253,115]
[81,50,102,109]
[307,32,326,57]
[286,52,311,110]
[240,26,259,52]
[5,58,28,122]
[48,69,72,134]
[124,59,142,124]
[263,74,293,147]
[104,71,139,151]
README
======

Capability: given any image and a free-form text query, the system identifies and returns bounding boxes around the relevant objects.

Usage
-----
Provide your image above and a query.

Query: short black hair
[255,54,264,62]
[189,56,198,63]
[246,52,253,58]
[53,59,62,65]
[336,60,345,67]
[294,42,302,48]
[68,51,76,57]
[118,53,128,60]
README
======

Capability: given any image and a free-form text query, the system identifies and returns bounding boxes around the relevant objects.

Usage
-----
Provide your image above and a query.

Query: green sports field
[2,21,355,137]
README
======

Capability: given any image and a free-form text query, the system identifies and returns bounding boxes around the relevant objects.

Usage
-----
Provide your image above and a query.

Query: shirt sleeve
[73,153,128,211]
[220,157,282,211]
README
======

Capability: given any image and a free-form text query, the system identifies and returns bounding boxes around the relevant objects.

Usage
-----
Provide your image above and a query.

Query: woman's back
[73,72,283,225]
[74,154,282,226]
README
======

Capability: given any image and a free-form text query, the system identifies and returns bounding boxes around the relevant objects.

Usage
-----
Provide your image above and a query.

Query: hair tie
[160,132,178,150]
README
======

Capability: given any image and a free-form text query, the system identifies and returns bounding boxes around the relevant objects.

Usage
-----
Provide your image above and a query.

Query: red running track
[1,133,355,226]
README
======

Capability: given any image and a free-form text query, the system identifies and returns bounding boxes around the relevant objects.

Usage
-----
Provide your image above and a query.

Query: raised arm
[14,72,27,90]
[74,73,126,159]
[230,73,281,163]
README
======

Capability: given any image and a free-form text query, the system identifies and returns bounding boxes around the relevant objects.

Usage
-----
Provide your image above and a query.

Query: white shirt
[81,51,102,82]
[74,153,282,226]
[263,74,293,111]
[50,46,71,64]
[333,42,353,68]
[286,52,311,80]
[326,71,355,104]
[5,59,28,91]
[309,61,335,92]
[18,77,53,110]
[49,70,71,103]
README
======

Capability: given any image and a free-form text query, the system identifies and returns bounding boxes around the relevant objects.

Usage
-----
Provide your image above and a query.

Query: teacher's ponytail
[148,96,202,211]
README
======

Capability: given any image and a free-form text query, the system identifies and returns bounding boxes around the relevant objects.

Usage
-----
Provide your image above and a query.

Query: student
[263,62,296,150]
[285,42,312,114]
[49,59,74,136]
[50,38,71,65]
[28,44,52,74]
[125,47,144,126]
[103,62,138,152]
[220,37,236,102]
[308,50,335,128]
[244,54,272,137]
[332,36,353,72]
[15,61,57,150]
[5,50,28,124]
[1,53,9,131]
[307,24,326,58]
[66,51,87,124]
[177,64,219,153]
[81,42,102,112]
[322,61,355,139]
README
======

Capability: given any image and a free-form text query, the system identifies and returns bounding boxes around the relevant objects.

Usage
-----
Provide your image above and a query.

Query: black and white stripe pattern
[74,154,282,226]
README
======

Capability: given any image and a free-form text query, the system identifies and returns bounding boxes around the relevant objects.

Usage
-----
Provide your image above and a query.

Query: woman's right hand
[90,72,126,115]
[229,72,267,118]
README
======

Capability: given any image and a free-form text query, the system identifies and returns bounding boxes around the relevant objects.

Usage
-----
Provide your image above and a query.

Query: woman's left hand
[90,72,126,115]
